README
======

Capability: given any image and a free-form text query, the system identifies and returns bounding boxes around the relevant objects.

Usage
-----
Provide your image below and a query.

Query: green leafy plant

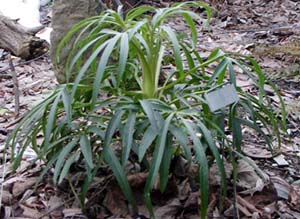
[6,2,286,218]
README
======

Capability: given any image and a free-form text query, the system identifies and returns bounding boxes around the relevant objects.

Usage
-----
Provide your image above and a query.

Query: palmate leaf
[92,34,122,106]
[70,40,111,99]
[7,87,65,169]
[239,92,282,150]
[67,35,106,77]
[182,119,209,219]
[56,16,101,62]
[102,110,137,212]
[140,100,159,130]
[144,113,174,217]
[196,120,227,199]
[7,3,286,219]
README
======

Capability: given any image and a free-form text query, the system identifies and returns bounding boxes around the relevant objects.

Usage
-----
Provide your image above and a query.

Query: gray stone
[50,0,103,83]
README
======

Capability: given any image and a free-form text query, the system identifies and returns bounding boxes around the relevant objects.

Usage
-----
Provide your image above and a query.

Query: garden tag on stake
[204,82,239,113]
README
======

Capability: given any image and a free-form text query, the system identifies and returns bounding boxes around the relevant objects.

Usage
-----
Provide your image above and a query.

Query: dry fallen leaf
[243,144,273,159]
[209,160,233,186]
[0,190,13,205]
[103,186,128,216]
[271,176,291,200]
[12,177,38,197]
[155,198,182,219]
[19,203,44,218]
[63,208,84,218]
[289,185,300,211]
[237,160,266,196]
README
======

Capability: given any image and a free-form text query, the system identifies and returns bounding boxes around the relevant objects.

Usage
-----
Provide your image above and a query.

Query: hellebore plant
[6,2,286,218]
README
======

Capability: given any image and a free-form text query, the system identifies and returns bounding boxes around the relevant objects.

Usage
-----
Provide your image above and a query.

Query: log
[0,15,48,60]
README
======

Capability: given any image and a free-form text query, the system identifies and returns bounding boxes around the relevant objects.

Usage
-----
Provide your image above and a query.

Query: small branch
[8,53,20,117]
[5,115,24,129]
[0,51,49,74]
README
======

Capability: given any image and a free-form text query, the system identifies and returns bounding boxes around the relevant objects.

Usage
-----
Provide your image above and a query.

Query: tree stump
[0,15,48,60]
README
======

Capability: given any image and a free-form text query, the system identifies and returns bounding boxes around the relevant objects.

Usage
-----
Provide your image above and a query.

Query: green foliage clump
[6,2,285,218]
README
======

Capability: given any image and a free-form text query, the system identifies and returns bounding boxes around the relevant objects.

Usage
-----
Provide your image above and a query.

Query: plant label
[204,83,239,112]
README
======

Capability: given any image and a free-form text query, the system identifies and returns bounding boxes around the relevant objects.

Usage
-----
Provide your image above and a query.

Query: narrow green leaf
[44,93,62,147]
[58,152,79,184]
[118,33,129,84]
[122,112,136,167]
[62,88,72,125]
[138,126,159,162]
[182,13,197,47]
[104,110,125,147]
[159,133,172,192]
[180,42,195,73]
[67,35,105,79]
[237,118,273,150]
[103,110,137,212]
[182,119,209,219]
[197,120,227,201]
[230,104,242,152]
[35,152,60,190]
[53,138,79,184]
[56,17,99,62]
[140,100,158,131]
[144,113,174,217]
[228,60,236,87]
[92,34,121,107]
[207,58,228,86]
[126,5,154,20]
[104,147,137,212]
[80,135,94,169]
[169,125,191,163]
[162,26,184,76]
[71,40,110,100]
[87,125,105,139]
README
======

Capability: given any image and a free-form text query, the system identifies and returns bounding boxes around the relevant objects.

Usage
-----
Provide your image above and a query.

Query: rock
[50,0,103,83]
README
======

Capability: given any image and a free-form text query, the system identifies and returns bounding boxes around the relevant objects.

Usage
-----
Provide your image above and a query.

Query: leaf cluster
[6,2,286,218]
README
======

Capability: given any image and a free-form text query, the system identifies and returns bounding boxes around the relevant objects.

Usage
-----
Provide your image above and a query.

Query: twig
[5,115,24,129]
[68,176,83,209]
[8,53,20,117]
[0,51,49,74]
